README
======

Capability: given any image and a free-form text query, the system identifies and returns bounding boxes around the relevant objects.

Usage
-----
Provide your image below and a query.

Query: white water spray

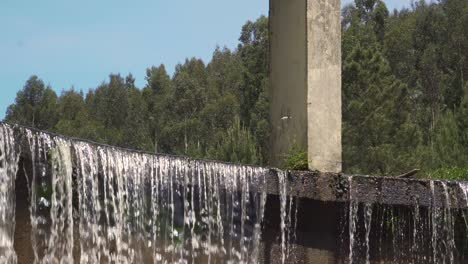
[0,124,20,264]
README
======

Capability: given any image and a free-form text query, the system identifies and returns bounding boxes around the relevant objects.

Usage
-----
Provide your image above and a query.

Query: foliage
[4,3,468,181]
[282,144,308,171]
[343,44,422,175]
[207,116,260,165]
[4,17,269,166]
[5,76,58,130]
[427,167,468,181]
[430,111,466,169]
[341,0,468,179]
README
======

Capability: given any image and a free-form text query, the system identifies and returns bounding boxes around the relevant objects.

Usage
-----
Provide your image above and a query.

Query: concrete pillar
[269,0,341,172]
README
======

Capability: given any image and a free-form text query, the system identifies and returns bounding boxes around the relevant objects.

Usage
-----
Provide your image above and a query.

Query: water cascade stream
[0,123,467,263]
[347,176,468,264]
[0,124,20,264]
[1,123,293,263]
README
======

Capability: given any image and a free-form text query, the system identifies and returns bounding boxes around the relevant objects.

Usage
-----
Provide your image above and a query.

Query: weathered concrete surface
[269,0,308,166]
[269,0,342,172]
[265,170,468,209]
[307,0,342,173]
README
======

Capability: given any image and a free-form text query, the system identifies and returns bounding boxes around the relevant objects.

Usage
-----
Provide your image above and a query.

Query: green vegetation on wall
[427,167,468,181]
[282,144,308,171]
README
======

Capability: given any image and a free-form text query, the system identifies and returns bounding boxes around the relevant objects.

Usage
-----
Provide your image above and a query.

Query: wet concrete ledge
[4,122,468,209]
[267,170,468,209]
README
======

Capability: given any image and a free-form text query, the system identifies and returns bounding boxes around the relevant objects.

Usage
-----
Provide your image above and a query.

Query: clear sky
[0,0,413,120]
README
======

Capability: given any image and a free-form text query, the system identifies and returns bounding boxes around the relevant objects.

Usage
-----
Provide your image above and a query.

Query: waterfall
[45,139,74,263]
[430,180,439,263]
[430,181,457,264]
[25,131,74,264]
[460,182,468,204]
[411,201,421,262]
[0,124,20,264]
[460,182,468,243]
[2,123,468,263]
[9,124,270,263]
[363,203,372,264]
[346,178,468,264]
[348,175,357,264]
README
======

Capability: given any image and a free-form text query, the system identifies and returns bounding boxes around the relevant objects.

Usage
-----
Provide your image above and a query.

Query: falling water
[278,170,287,264]
[24,131,75,264]
[2,123,468,263]
[430,181,458,264]
[348,175,358,264]
[363,203,372,264]
[442,182,456,264]
[460,182,468,238]
[411,201,421,262]
[276,169,299,264]
[430,180,439,263]
[346,177,468,264]
[460,182,468,204]
[75,141,271,263]
[0,124,20,264]
[4,124,271,263]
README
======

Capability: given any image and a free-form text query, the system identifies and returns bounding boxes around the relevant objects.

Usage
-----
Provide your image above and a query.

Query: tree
[207,117,260,165]
[5,8,467,178]
[343,45,421,175]
[457,82,468,153]
[206,47,243,98]
[237,16,270,162]
[54,89,86,137]
[168,58,208,155]
[92,74,129,129]
[84,74,130,146]
[122,85,152,151]
[56,89,85,122]
[431,110,465,168]
[5,76,58,130]
[143,64,173,153]
[237,16,268,124]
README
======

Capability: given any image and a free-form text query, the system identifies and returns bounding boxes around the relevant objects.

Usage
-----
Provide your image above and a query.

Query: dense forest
[4,0,468,179]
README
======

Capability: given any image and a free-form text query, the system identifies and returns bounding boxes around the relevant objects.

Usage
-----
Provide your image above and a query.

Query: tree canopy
[5,1,468,180]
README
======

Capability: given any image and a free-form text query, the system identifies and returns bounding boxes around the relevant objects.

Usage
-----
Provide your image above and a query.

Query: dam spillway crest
[0,123,467,263]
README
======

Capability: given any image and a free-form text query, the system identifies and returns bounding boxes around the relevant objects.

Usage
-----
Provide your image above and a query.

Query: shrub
[283,144,308,171]
[427,167,468,181]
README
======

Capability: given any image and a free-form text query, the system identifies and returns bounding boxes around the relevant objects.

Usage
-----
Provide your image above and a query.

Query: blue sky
[343,0,416,10]
[0,0,413,120]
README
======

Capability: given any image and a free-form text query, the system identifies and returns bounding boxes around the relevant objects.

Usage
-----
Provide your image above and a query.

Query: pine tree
[343,45,421,174]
